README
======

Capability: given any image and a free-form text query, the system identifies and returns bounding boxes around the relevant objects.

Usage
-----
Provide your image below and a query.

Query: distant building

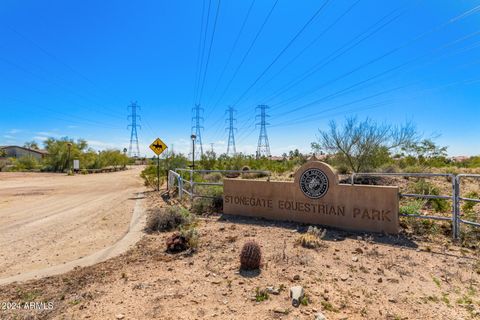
[0,146,48,161]
[451,156,470,163]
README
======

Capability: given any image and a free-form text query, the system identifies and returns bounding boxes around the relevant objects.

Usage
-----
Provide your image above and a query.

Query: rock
[315,312,327,320]
[290,286,305,307]
[293,274,301,281]
[388,297,397,303]
[273,308,288,314]
[115,314,125,320]
[266,286,280,295]
[377,277,383,283]
[340,274,349,281]
[354,247,364,254]
[352,256,359,262]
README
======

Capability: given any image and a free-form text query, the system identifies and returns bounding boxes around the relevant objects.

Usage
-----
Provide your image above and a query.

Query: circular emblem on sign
[299,168,329,199]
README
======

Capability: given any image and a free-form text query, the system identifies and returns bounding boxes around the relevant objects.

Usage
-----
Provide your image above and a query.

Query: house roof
[0,145,48,155]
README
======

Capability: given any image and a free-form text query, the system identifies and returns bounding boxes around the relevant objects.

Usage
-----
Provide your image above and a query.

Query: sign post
[149,138,168,191]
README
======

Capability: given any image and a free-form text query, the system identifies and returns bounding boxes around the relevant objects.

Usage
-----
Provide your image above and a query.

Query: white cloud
[33,136,49,141]
[7,129,22,134]
[3,135,15,139]
[87,140,116,149]
[36,131,60,137]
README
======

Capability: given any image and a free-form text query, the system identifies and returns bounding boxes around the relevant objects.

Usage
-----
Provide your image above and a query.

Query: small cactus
[240,240,262,270]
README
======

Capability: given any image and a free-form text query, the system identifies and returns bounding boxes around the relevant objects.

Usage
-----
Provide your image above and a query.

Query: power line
[231,0,331,107]
[232,4,406,127]
[197,0,222,104]
[194,0,212,104]
[240,0,361,105]
[193,0,207,104]
[270,27,480,121]
[204,0,256,119]
[208,0,279,115]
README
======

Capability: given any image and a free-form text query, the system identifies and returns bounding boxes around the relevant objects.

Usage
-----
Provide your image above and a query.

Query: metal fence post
[190,169,194,205]
[453,176,460,240]
[178,175,183,200]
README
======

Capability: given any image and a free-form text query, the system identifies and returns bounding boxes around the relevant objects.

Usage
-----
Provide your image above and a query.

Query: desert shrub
[180,225,199,249]
[296,226,326,249]
[241,171,269,179]
[140,165,165,189]
[399,199,426,215]
[165,224,199,253]
[462,191,479,214]
[204,172,223,182]
[191,186,223,215]
[11,155,40,171]
[378,163,400,173]
[403,218,441,236]
[409,179,449,213]
[146,206,192,233]
[402,165,430,173]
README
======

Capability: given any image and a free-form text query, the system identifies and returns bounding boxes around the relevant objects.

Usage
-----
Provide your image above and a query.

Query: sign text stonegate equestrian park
[223,161,399,233]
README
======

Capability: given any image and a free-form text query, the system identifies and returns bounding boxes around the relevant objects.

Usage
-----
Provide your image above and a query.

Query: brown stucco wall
[223,161,399,234]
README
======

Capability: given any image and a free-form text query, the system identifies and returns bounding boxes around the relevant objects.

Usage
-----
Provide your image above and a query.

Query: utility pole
[191,104,204,160]
[226,106,237,156]
[127,102,141,158]
[256,104,271,158]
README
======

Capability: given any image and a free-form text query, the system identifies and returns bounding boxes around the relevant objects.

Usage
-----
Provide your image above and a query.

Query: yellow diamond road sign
[150,138,167,156]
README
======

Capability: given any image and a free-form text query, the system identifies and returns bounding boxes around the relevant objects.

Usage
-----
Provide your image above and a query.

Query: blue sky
[1,0,480,156]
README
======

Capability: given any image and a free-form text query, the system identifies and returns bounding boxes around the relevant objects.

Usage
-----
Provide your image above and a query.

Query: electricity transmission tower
[256,104,271,158]
[225,106,237,156]
[192,104,204,159]
[127,101,141,157]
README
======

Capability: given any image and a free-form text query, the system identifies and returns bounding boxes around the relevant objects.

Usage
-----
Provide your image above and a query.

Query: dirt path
[0,167,145,280]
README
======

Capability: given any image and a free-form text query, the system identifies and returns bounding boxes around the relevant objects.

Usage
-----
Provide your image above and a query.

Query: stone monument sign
[223,161,399,233]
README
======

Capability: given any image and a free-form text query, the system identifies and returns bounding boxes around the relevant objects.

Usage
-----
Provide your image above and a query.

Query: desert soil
[0,167,145,280]
[1,191,479,320]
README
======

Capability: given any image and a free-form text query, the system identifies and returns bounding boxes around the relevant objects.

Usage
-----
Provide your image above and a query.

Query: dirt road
[0,167,145,279]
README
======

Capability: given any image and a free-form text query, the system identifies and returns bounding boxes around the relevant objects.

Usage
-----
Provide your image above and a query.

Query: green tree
[313,117,418,172]
[43,137,88,172]
[199,150,217,170]
[11,155,39,171]
[402,139,449,167]
[24,141,39,150]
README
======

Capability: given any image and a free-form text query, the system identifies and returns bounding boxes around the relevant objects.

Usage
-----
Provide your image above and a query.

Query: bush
[165,225,199,253]
[146,206,192,233]
[180,225,199,249]
[409,179,449,213]
[204,172,223,183]
[462,191,479,214]
[140,165,165,189]
[399,199,426,215]
[11,155,40,171]
[191,186,223,215]
[296,226,326,249]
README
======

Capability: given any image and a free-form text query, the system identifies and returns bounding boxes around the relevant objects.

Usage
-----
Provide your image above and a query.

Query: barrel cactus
[240,240,262,270]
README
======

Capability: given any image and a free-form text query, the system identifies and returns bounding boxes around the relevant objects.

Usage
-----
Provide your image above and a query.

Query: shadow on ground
[217,213,419,249]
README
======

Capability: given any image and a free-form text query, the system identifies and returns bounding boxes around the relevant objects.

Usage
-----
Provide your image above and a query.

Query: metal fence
[167,169,479,239]
[167,168,270,201]
[351,172,459,238]
[457,174,480,229]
